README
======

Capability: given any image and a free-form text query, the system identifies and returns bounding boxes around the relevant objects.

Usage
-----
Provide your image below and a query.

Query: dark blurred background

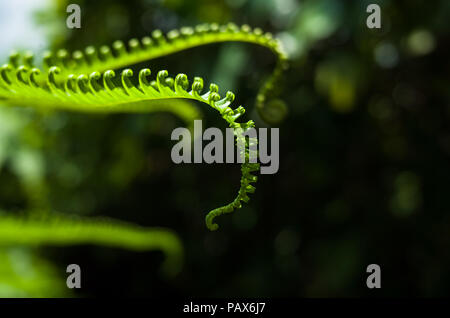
[0,0,449,297]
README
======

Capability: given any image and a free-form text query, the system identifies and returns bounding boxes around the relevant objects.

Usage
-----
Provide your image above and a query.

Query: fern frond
[0,212,183,276]
[0,63,259,230]
[0,64,201,126]
[0,23,287,230]
[7,23,289,123]
[41,24,286,73]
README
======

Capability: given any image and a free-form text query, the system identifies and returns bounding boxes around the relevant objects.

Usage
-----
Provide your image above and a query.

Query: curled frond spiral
[0,64,259,230]
[7,23,289,123]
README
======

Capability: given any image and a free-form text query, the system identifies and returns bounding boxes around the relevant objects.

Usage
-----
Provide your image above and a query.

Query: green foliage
[0,247,68,297]
[0,23,288,230]
[0,23,287,293]
[0,211,183,276]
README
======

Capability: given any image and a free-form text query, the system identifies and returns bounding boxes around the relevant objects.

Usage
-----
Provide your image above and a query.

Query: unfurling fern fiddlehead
[0,23,288,230]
